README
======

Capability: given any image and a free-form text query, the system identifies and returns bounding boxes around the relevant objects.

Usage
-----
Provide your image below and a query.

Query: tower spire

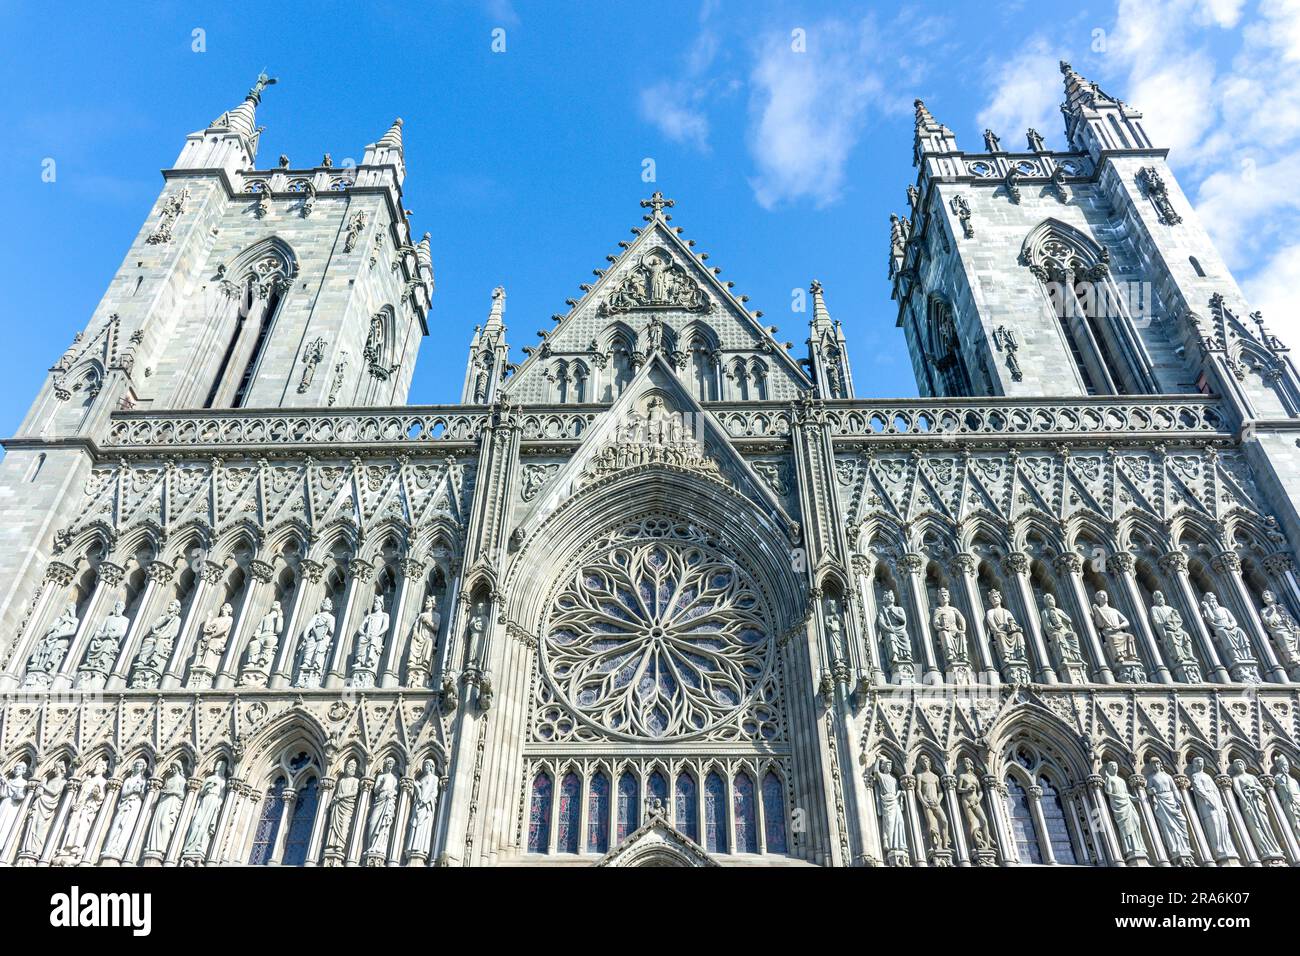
[1058,60,1150,158]
[205,72,278,161]
[912,98,958,166]
[462,286,510,403]
[805,280,853,399]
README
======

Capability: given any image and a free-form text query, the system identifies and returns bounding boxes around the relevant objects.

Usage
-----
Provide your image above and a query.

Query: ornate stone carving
[1149,591,1201,683]
[598,247,710,315]
[1200,592,1260,683]
[1137,166,1182,225]
[146,187,190,244]
[1091,590,1145,682]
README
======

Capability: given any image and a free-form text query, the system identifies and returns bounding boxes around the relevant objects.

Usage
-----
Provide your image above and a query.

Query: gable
[502,200,811,404]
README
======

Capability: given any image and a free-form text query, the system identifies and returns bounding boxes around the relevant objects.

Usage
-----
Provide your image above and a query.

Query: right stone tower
[891,60,1300,547]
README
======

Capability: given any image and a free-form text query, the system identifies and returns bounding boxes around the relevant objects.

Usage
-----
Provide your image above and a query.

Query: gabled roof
[500,194,812,398]
[597,804,717,867]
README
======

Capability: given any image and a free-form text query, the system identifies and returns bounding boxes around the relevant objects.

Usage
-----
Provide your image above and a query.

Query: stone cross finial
[640,191,675,215]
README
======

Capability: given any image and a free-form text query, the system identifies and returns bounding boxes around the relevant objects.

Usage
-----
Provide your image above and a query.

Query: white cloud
[976,37,1067,149]
[1245,243,1300,347]
[745,22,885,209]
[639,83,711,152]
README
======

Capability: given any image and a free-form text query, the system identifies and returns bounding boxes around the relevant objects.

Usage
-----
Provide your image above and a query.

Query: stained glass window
[1005,777,1043,864]
[281,777,318,867]
[587,771,610,853]
[762,771,787,854]
[647,769,668,813]
[675,773,699,842]
[617,772,639,842]
[1039,778,1077,864]
[557,772,581,854]
[704,771,728,853]
[248,776,287,865]
[734,772,758,853]
[527,771,553,853]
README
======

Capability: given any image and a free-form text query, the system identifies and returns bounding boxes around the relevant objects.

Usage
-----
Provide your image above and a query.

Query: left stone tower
[0,74,432,645]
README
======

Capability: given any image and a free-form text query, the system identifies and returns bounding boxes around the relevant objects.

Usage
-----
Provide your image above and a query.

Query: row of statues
[870,582,1294,685]
[869,751,1300,866]
[22,589,456,691]
[0,755,443,866]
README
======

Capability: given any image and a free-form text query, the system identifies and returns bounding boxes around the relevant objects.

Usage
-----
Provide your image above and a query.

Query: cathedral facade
[1,65,1299,868]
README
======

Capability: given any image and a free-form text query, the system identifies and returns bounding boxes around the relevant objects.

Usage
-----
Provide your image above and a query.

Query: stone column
[851,555,888,687]
[346,777,374,866]
[304,776,334,866]
[121,776,161,866]
[1055,552,1114,683]
[1175,774,1217,866]
[1217,773,1260,866]
[951,554,997,683]
[1026,784,1056,864]
[163,561,224,689]
[1086,772,1125,866]
[216,559,276,687]
[983,774,1015,867]
[381,558,424,688]
[1004,552,1056,683]
[390,777,414,866]
[56,562,125,688]
[109,561,172,687]
[204,778,241,865]
[898,554,940,683]
[272,558,323,688]
[83,778,121,864]
[1108,553,1173,683]
[1262,776,1300,864]
[1160,552,1231,683]
[899,774,927,867]
[327,559,374,688]
[941,774,969,866]
[1130,773,1170,866]
[163,777,201,866]
[1213,551,1288,683]
[269,788,297,865]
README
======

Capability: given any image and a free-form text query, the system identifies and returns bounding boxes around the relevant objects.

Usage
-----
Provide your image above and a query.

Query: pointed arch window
[248,776,288,865]
[587,771,610,853]
[1021,221,1156,396]
[733,772,758,853]
[205,243,295,409]
[762,771,788,854]
[923,297,973,397]
[557,771,582,853]
[616,771,639,843]
[281,777,318,866]
[703,771,728,853]
[647,769,668,812]
[1004,776,1044,864]
[527,771,553,853]
[675,773,699,842]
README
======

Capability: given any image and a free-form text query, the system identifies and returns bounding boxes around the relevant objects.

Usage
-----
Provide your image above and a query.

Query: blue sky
[1,0,1294,432]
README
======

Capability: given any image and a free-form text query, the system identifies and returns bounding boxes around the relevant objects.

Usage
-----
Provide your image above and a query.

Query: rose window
[542,517,773,740]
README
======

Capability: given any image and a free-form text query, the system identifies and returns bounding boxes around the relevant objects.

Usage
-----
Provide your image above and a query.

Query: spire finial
[247,71,278,104]
[376,117,405,152]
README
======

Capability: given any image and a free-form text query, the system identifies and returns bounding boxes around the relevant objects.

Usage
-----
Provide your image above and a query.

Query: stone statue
[407,758,440,862]
[876,589,914,682]
[240,601,283,686]
[1040,593,1083,672]
[25,603,79,687]
[0,762,30,852]
[915,755,950,851]
[188,603,234,688]
[1230,759,1282,860]
[1261,590,1299,669]
[1144,757,1193,864]
[365,756,399,863]
[1272,754,1300,842]
[55,759,107,865]
[180,758,228,864]
[351,596,389,688]
[466,601,489,666]
[1092,590,1145,682]
[1026,127,1046,151]
[1150,591,1201,682]
[1188,757,1233,860]
[144,764,186,859]
[18,760,69,863]
[956,756,993,853]
[1103,761,1146,862]
[874,758,908,865]
[295,598,336,688]
[983,128,1002,151]
[823,597,845,662]
[131,599,181,688]
[324,757,360,863]
[76,600,129,690]
[407,594,440,681]
[985,589,1029,682]
[1201,592,1259,682]
[101,758,148,863]
[931,588,970,678]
